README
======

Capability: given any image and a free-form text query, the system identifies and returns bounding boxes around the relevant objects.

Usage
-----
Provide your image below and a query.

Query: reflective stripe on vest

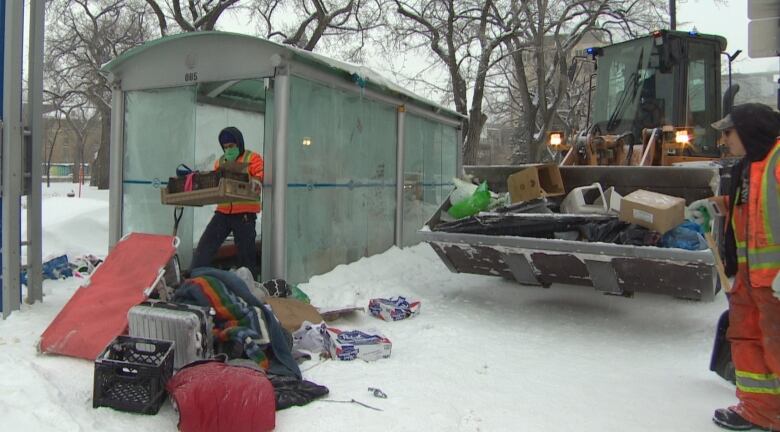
[760,144,780,244]
[216,151,261,214]
[736,370,780,395]
[749,144,780,280]
[736,240,747,264]
[731,142,780,285]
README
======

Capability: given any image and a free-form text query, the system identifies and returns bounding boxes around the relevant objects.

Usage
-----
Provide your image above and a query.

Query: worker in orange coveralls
[191,126,264,279]
[701,103,780,430]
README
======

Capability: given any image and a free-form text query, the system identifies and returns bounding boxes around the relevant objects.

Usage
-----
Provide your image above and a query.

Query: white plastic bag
[292,321,326,354]
[232,267,269,301]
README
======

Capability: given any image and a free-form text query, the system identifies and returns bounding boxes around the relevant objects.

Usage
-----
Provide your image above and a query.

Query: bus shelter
[101,32,463,283]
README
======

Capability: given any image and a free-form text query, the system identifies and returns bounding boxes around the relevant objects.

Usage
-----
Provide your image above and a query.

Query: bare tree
[64,103,100,184]
[387,1,528,165]
[496,0,667,162]
[44,113,64,187]
[248,0,385,59]
[145,0,242,35]
[45,0,155,188]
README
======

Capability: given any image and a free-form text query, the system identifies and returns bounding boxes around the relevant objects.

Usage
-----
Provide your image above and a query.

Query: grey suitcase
[128,300,213,369]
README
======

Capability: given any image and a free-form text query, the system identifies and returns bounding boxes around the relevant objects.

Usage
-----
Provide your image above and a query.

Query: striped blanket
[173,267,301,379]
[176,275,270,368]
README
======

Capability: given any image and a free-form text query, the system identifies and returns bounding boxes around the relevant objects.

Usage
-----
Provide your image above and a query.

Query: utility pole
[670,0,676,30]
[2,0,45,318]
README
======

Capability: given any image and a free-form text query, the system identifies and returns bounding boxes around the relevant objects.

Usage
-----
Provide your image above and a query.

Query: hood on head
[218,126,245,155]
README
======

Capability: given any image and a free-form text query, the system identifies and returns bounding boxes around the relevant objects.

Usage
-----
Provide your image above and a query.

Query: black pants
[192,212,258,278]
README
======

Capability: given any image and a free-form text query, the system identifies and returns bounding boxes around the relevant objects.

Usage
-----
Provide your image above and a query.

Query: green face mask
[223,147,240,162]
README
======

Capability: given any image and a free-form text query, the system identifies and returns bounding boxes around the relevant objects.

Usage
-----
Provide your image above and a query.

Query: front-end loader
[548,30,732,167]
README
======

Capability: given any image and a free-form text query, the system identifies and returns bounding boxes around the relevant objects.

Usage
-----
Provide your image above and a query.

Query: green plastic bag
[447,181,491,219]
[291,285,311,304]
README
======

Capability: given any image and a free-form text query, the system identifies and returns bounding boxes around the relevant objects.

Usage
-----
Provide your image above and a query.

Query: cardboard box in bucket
[507,164,565,203]
[619,189,685,234]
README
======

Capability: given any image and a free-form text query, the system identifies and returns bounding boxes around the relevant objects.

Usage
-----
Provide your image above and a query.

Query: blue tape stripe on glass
[124,179,163,185]
[288,182,395,189]
[124,179,167,188]
[124,180,453,188]
[286,182,452,188]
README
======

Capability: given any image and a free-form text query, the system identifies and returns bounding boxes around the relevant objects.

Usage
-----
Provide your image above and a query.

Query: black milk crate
[93,335,175,414]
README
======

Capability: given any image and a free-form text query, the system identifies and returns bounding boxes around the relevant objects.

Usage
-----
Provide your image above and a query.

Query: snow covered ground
[1,183,736,431]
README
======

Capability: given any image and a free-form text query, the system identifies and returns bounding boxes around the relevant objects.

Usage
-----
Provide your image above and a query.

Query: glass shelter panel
[123,86,196,264]
[402,114,458,246]
[123,80,267,269]
[193,80,266,243]
[285,76,397,283]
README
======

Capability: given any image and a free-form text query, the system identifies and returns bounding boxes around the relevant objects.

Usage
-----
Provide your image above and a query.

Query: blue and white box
[323,327,392,361]
[368,296,421,321]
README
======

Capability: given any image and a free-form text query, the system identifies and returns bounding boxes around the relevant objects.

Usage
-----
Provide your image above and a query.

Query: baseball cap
[711,113,734,131]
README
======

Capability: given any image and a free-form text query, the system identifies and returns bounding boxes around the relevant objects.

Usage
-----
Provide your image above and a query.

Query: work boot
[712,408,768,430]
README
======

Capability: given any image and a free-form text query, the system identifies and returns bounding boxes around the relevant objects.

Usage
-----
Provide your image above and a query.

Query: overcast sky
[679,0,779,74]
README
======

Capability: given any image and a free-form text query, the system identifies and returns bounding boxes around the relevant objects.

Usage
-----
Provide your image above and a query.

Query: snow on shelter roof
[102,31,464,121]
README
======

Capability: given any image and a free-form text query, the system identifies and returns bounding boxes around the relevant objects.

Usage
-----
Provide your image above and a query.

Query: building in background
[729,71,778,108]
[42,115,101,182]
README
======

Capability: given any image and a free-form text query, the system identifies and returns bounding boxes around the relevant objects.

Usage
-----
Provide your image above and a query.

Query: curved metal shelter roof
[102,31,464,120]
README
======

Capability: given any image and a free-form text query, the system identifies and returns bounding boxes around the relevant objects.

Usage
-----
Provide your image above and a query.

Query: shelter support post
[108,85,125,248]
[394,106,406,247]
[271,68,290,280]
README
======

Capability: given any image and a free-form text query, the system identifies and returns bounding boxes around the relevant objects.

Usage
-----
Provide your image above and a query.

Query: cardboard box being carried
[507,164,565,203]
[619,189,685,234]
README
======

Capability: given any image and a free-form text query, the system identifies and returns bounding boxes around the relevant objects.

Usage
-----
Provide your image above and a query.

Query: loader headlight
[674,128,693,145]
[548,131,564,146]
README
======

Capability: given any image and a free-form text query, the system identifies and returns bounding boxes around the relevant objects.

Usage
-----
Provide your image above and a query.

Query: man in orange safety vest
[702,103,780,430]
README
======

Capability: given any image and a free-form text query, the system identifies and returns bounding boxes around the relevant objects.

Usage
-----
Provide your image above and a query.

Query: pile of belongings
[21,253,104,286]
[171,268,330,410]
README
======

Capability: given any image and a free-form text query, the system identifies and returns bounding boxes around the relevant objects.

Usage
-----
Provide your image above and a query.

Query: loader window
[592,37,676,141]
[686,42,720,156]
[596,40,654,135]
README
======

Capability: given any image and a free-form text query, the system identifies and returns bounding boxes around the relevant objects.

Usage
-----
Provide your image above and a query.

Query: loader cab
[590,30,726,157]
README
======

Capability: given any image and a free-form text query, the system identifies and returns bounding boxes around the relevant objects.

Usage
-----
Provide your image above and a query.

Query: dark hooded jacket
[218,126,246,156]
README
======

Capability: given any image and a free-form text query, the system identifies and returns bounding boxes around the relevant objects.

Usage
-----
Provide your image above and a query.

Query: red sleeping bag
[166,361,275,432]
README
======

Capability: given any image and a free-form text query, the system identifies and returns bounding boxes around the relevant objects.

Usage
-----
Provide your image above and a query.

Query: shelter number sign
[184,52,198,82]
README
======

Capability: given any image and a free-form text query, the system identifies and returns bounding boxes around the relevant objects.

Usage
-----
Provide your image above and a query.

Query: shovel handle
[705,232,732,293]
